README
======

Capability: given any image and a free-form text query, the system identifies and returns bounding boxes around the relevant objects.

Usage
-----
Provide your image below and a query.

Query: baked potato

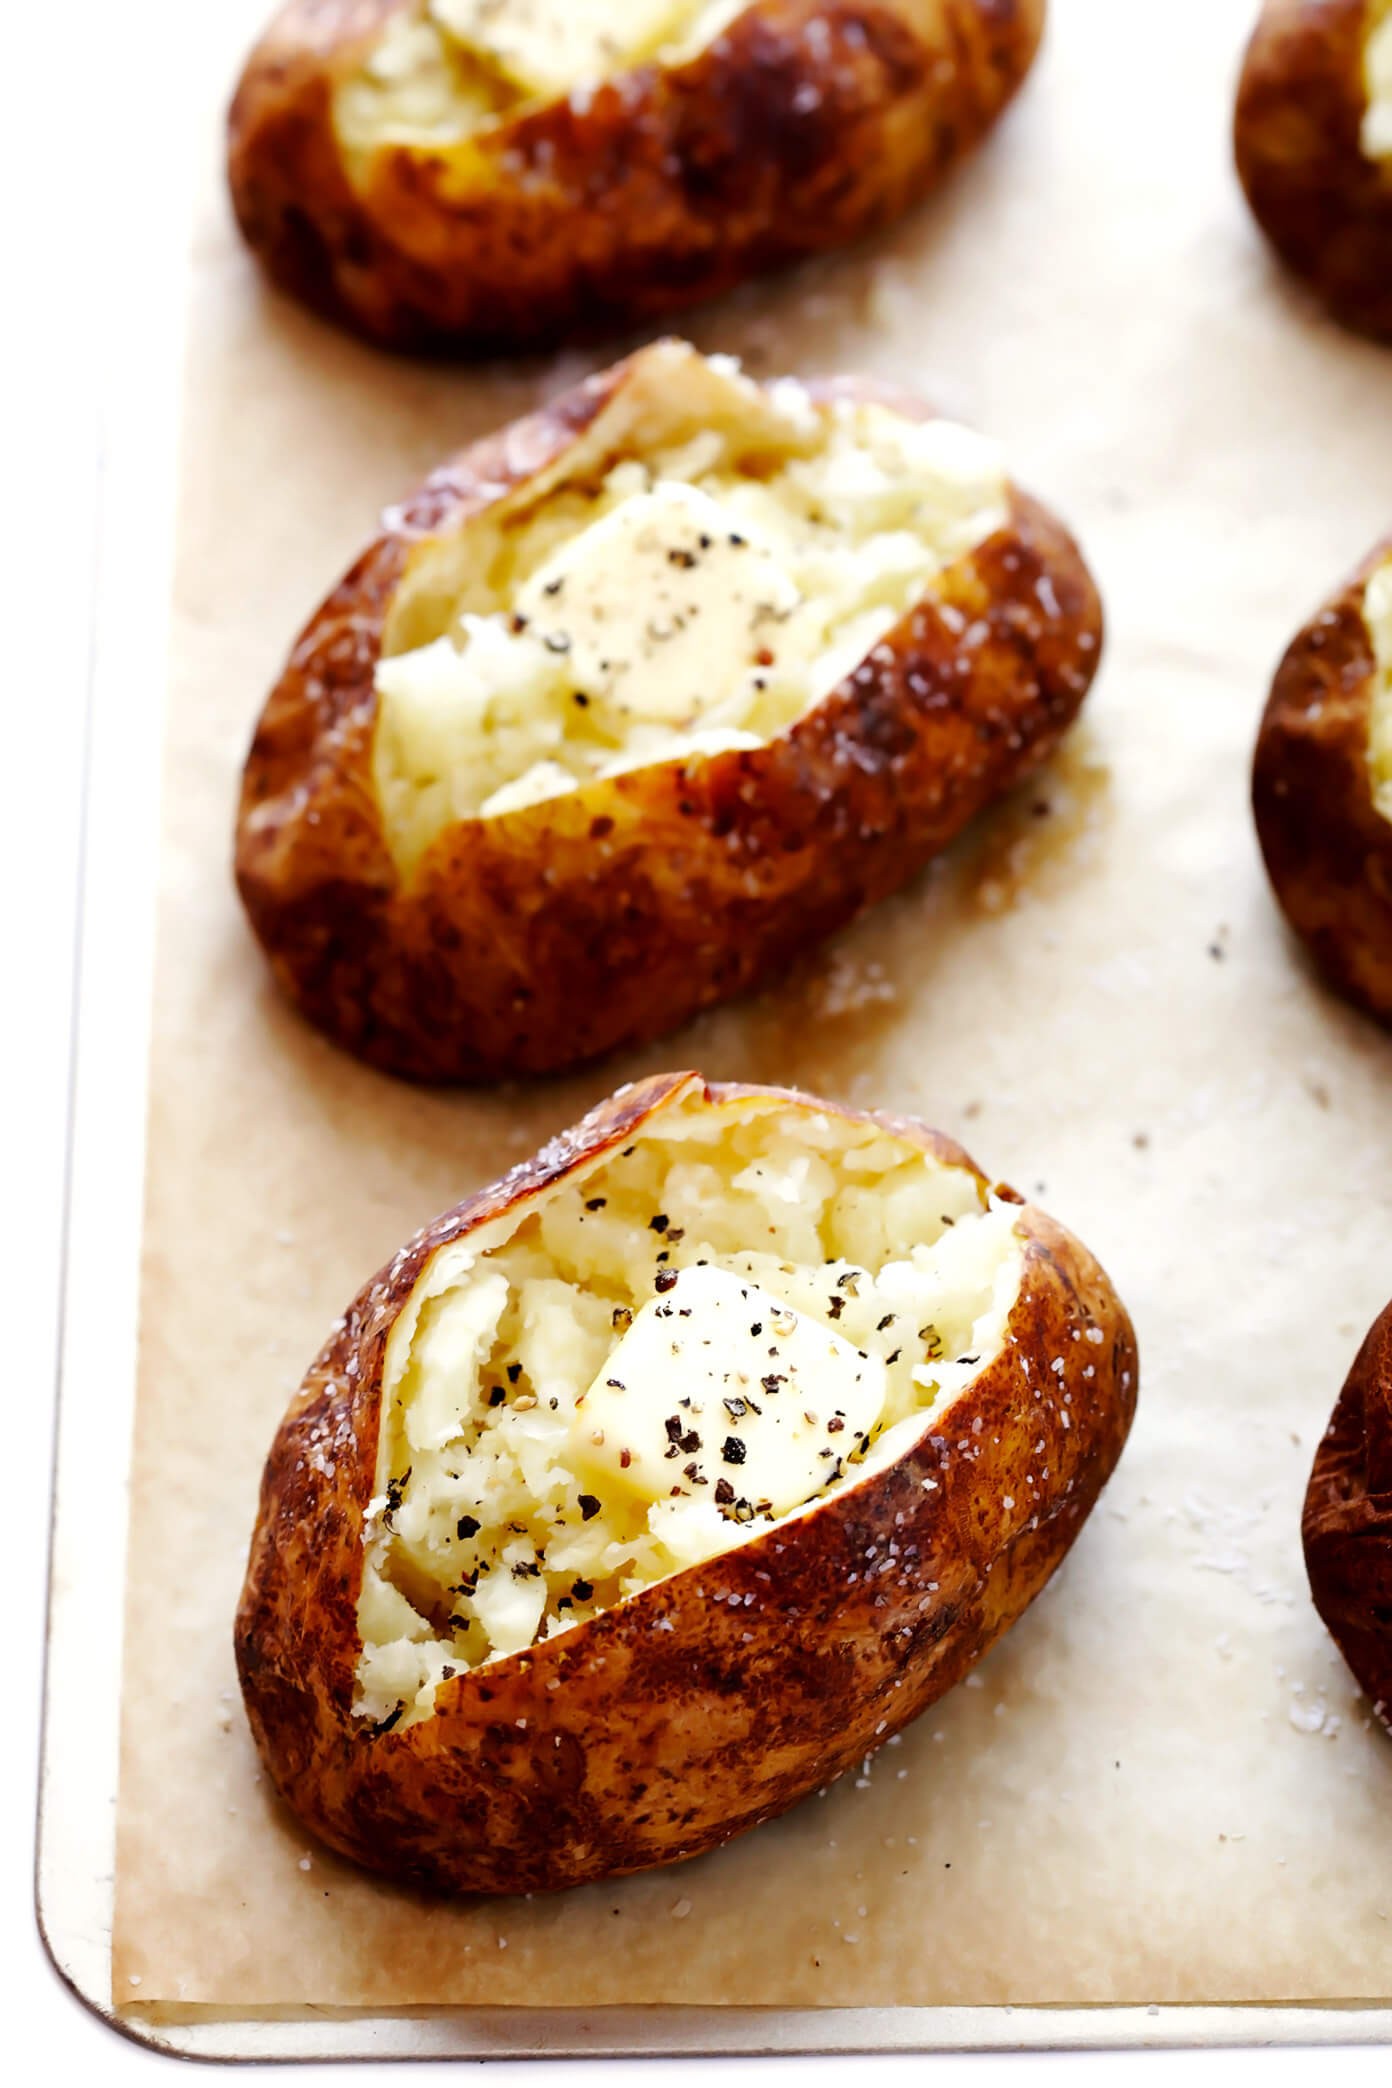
[235,1070,1139,1894]
[1234,0,1392,341]
[235,340,1104,1083]
[1251,533,1392,1024]
[227,0,1047,353]
[1304,1299,1392,1733]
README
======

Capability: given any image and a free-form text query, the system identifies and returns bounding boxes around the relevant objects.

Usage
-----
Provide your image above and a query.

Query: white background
[1,0,1386,2076]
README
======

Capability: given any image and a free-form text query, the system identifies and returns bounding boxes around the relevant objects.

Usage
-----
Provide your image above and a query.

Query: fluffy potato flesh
[1366,556,1392,819]
[355,1091,1023,1726]
[371,346,1007,869]
[336,0,747,155]
[1364,2,1392,160]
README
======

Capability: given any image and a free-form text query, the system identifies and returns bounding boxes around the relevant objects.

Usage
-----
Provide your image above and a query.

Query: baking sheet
[108,0,1392,2020]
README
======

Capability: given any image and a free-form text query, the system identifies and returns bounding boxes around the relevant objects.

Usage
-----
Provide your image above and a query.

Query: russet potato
[1252,532,1392,1024]
[228,0,1047,352]
[235,1071,1139,1894]
[235,341,1104,1082]
[1304,1298,1392,1735]
[1235,0,1392,340]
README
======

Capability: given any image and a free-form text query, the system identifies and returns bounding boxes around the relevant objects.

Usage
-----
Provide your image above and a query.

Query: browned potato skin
[1251,534,1392,1026]
[235,1071,1139,1895]
[227,0,1047,353]
[234,352,1104,1083]
[1304,1299,1392,1731]
[1234,0,1392,342]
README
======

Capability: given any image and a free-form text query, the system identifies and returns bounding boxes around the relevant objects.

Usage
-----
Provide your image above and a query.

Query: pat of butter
[512,481,802,728]
[429,0,693,100]
[576,1265,886,1517]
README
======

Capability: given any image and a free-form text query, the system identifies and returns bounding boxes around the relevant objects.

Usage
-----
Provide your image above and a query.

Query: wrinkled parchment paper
[112,0,1392,2011]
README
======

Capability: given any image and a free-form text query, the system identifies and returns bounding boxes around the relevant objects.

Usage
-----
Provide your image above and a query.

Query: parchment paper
[112,0,1392,2011]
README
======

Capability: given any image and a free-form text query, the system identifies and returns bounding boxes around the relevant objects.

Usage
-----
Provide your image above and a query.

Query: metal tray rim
[33,9,1392,2054]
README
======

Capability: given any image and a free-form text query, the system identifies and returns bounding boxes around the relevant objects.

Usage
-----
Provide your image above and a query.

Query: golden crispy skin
[234,1071,1139,1895]
[227,0,1046,351]
[1304,1300,1392,1731]
[1251,534,1392,1025]
[1234,0,1392,341]
[234,350,1103,1083]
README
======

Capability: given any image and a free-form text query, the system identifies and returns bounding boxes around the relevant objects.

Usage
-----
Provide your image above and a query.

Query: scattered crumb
[1288,1693,1341,1738]
[814,952,899,1019]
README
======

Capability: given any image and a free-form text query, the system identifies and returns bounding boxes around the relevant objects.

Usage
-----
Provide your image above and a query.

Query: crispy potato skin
[1304,1300,1392,1730]
[227,0,1046,352]
[234,353,1103,1083]
[234,1072,1139,1895]
[1234,0,1392,341]
[1251,534,1392,1025]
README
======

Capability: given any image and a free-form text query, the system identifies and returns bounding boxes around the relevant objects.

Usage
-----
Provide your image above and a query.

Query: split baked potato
[1251,532,1392,1024]
[235,341,1104,1083]
[227,0,1047,353]
[235,1070,1139,1894]
[1234,0,1392,340]
[1304,1298,1392,1733]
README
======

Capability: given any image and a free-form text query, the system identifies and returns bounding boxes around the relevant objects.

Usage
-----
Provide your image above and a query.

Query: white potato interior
[1363,3,1392,161]
[1366,555,1392,819]
[335,0,748,155]
[370,344,1007,871]
[354,1090,1024,1727]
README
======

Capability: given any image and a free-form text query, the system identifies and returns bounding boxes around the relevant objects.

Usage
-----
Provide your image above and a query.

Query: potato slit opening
[1366,555,1392,822]
[335,1,749,159]
[1364,3,1392,163]
[354,1092,1024,1727]
[369,345,1008,872]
